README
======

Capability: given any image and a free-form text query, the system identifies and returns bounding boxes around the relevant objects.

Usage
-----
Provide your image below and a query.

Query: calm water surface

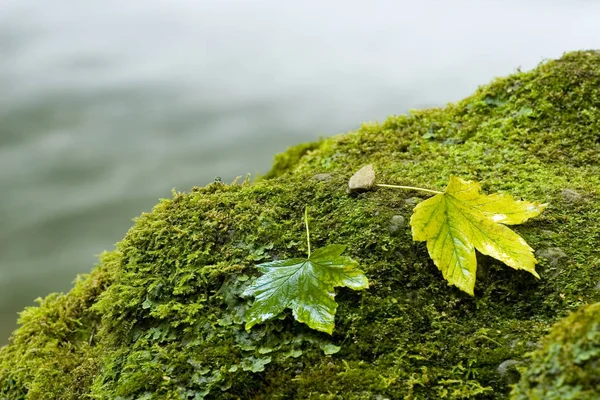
[1,0,599,342]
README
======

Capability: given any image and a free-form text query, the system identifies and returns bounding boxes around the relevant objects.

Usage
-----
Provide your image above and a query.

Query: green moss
[262,140,322,179]
[511,302,600,400]
[2,50,600,399]
[0,251,117,399]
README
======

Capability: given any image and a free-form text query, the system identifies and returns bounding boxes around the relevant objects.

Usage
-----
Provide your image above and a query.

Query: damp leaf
[410,176,546,295]
[320,343,341,355]
[243,244,368,334]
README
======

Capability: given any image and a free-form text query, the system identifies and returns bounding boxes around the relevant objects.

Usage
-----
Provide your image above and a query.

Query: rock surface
[1,51,600,400]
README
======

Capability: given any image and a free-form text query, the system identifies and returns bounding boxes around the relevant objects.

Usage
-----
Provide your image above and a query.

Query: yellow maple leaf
[410,176,546,295]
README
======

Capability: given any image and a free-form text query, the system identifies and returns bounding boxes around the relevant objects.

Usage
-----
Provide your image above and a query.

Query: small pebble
[389,215,406,234]
[536,247,567,267]
[497,359,521,384]
[561,189,582,203]
[348,164,376,193]
[404,197,423,207]
[312,173,332,182]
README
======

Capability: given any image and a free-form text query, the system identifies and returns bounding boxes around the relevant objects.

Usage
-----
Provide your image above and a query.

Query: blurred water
[0,0,599,342]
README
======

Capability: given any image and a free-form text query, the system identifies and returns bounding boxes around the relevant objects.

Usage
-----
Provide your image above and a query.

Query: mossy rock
[511,302,600,400]
[1,50,600,399]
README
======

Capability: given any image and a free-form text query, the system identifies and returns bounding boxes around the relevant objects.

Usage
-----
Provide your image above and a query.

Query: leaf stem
[304,206,311,258]
[376,183,442,195]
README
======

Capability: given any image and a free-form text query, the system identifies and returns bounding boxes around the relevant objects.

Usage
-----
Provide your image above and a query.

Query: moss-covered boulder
[1,50,600,399]
[512,302,600,399]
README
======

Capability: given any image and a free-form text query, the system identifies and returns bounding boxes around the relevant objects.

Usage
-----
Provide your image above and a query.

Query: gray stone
[312,173,332,182]
[536,247,567,266]
[561,189,582,203]
[389,215,406,234]
[348,164,376,193]
[497,359,521,384]
[404,197,423,207]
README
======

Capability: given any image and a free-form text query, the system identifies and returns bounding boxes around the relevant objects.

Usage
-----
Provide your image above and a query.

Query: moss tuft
[511,302,600,400]
[263,140,322,179]
[1,50,600,399]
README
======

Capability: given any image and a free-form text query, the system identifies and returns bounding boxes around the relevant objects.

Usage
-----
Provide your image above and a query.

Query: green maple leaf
[410,176,546,295]
[243,244,368,334]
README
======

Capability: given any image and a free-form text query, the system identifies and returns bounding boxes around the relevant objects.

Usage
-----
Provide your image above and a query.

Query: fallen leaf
[243,244,368,334]
[410,176,546,295]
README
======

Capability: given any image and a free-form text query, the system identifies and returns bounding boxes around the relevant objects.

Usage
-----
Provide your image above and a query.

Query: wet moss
[0,252,117,400]
[511,302,600,400]
[263,140,322,179]
[1,50,600,399]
